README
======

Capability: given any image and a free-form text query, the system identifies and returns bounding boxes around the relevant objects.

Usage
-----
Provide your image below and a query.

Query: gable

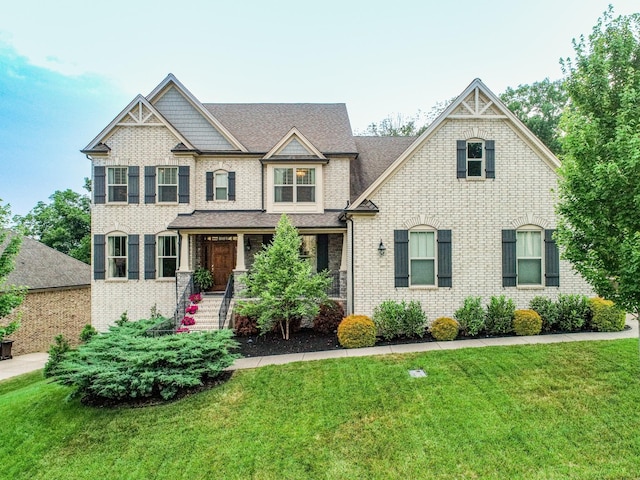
[279,137,314,156]
[448,88,503,118]
[264,127,326,160]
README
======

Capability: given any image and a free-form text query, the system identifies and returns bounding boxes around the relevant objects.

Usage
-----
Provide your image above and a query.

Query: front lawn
[2,340,640,479]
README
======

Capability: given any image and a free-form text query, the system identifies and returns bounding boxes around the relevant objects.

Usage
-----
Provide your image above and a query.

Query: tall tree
[14,187,90,264]
[555,8,640,318]
[236,214,330,340]
[500,78,568,155]
[0,200,26,320]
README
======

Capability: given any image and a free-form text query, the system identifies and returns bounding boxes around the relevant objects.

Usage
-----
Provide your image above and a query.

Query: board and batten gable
[348,81,592,320]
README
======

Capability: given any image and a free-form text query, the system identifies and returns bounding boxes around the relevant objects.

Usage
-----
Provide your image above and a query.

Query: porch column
[235,233,246,271]
[179,232,191,271]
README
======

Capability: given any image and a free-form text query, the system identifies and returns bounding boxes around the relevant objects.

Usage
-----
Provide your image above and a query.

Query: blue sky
[1,0,638,216]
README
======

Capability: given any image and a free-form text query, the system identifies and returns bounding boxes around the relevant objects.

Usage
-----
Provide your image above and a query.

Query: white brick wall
[350,117,593,321]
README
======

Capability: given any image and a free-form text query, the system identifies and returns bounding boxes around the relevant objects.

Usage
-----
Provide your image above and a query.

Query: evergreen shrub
[513,309,542,336]
[589,297,626,332]
[556,294,590,331]
[485,296,515,335]
[430,317,459,341]
[454,296,485,336]
[529,296,559,331]
[337,315,376,348]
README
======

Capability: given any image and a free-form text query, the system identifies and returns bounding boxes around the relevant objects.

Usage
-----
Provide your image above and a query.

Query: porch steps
[188,294,234,331]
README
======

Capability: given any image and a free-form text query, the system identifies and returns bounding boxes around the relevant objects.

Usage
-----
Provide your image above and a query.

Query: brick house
[83,75,591,330]
[3,235,91,354]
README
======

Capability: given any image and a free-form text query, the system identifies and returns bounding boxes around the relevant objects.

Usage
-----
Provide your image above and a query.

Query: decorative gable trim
[82,95,195,153]
[347,78,562,212]
[147,73,247,152]
[263,127,326,160]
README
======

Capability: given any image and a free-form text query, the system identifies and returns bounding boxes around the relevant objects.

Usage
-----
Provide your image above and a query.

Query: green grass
[2,340,640,479]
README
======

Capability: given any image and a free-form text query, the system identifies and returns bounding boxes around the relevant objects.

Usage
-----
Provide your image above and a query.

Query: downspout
[261,160,265,212]
[346,216,355,315]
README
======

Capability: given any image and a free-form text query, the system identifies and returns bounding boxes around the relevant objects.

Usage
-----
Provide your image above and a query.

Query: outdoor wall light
[245,238,251,251]
[378,239,386,256]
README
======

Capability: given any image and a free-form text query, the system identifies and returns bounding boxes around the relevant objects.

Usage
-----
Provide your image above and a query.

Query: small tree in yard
[237,214,330,340]
[0,200,26,326]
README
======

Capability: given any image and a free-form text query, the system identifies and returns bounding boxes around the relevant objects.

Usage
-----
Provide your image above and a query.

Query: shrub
[513,309,542,336]
[313,300,345,334]
[485,296,515,335]
[589,297,626,332]
[181,316,196,326]
[44,334,71,378]
[403,301,428,338]
[79,324,98,343]
[233,313,259,336]
[50,319,239,402]
[430,317,459,341]
[529,296,559,332]
[372,300,427,340]
[337,315,376,348]
[454,296,485,337]
[556,294,590,331]
[115,311,129,326]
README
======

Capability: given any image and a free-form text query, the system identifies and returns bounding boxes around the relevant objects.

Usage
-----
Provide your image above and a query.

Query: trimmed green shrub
[485,296,515,335]
[513,309,542,336]
[312,300,345,334]
[430,317,459,341]
[79,324,98,343]
[556,294,590,331]
[50,319,239,402]
[337,315,376,348]
[44,334,71,378]
[372,299,427,340]
[529,296,559,332]
[454,296,485,337]
[589,297,626,332]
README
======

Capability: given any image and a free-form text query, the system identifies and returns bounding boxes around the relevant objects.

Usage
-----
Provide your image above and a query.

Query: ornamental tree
[0,200,26,324]
[556,8,640,319]
[237,214,330,340]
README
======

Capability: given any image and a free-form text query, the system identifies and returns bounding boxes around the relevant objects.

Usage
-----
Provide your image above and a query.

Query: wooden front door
[207,241,236,291]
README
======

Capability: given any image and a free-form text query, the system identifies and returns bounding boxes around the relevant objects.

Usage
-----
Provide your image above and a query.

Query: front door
[207,240,236,291]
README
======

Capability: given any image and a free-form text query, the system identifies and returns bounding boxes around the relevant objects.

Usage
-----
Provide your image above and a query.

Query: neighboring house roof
[3,235,90,290]
[204,103,357,154]
[168,211,346,230]
[351,136,418,201]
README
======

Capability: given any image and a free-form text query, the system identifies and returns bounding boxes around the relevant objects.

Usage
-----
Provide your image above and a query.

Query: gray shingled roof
[168,211,345,230]
[351,136,417,201]
[204,104,357,153]
[2,234,90,290]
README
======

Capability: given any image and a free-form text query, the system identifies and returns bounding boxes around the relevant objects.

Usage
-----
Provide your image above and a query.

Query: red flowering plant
[176,327,190,333]
[185,304,198,315]
[189,293,203,304]
[181,316,196,326]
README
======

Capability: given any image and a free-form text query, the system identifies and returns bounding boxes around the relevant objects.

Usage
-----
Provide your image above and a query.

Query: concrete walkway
[1,321,637,381]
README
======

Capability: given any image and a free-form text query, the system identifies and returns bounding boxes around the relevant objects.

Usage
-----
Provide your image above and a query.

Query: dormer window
[274,167,316,203]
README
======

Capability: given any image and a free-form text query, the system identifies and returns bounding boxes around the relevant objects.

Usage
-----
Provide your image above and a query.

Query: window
[409,230,436,286]
[157,235,177,278]
[467,140,483,177]
[107,235,127,278]
[107,167,128,202]
[157,167,178,202]
[215,172,228,201]
[517,229,543,285]
[274,167,316,203]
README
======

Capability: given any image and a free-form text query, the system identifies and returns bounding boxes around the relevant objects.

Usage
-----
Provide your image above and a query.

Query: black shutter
[317,234,329,272]
[437,230,452,287]
[93,234,105,280]
[456,140,467,179]
[228,171,236,201]
[485,140,495,179]
[262,234,273,247]
[145,166,156,204]
[144,235,156,280]
[94,166,106,204]
[128,166,139,204]
[128,235,139,280]
[178,166,190,203]
[545,229,560,287]
[502,230,517,287]
[394,230,409,287]
[206,172,214,201]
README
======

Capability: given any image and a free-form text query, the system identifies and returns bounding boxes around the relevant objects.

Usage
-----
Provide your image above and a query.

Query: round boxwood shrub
[337,315,376,348]
[513,309,542,336]
[430,317,459,341]
[589,297,626,332]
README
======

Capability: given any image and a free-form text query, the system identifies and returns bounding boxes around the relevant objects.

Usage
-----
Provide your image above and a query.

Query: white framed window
[157,235,177,278]
[215,172,228,201]
[410,230,436,286]
[107,235,127,278]
[467,140,484,177]
[274,167,316,203]
[517,228,543,285]
[107,167,128,202]
[157,167,178,203]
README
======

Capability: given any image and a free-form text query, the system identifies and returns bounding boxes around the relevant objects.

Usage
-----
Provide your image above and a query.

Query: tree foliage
[556,7,640,315]
[14,187,91,264]
[237,214,330,339]
[0,200,26,321]
[360,99,454,137]
[500,78,568,155]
